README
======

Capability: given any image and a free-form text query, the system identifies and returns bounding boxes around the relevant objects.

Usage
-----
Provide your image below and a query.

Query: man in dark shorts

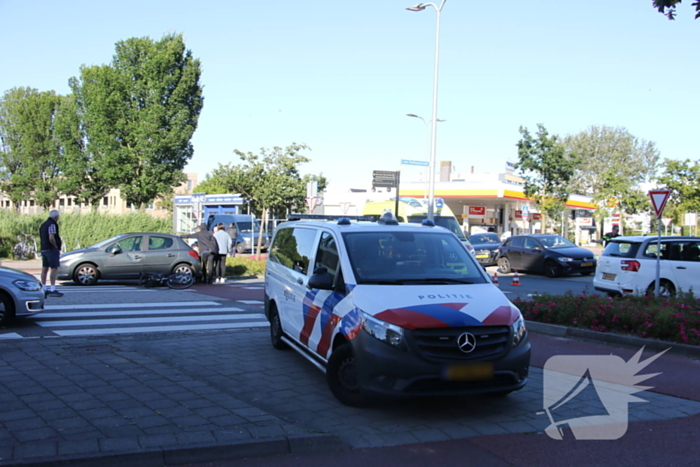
[39,210,63,297]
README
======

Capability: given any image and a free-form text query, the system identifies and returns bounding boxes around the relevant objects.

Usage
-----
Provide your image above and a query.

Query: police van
[264,213,530,406]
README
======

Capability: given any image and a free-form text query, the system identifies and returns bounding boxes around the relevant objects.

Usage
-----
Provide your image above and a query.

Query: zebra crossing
[2,298,269,339]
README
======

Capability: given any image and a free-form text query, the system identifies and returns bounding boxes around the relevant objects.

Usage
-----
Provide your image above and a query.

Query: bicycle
[139,272,195,290]
[13,233,41,260]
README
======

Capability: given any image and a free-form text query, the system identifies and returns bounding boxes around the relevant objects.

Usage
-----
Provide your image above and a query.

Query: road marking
[37,307,245,318]
[238,300,264,305]
[45,301,222,310]
[54,321,269,336]
[0,333,23,339]
[36,313,266,327]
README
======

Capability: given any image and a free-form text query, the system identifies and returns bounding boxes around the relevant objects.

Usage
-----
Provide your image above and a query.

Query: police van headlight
[512,315,527,347]
[361,312,406,350]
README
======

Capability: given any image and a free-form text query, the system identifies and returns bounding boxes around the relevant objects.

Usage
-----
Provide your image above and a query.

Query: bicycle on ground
[138,272,195,290]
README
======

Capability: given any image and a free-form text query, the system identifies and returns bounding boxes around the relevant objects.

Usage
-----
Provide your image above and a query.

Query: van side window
[314,232,340,287]
[269,227,316,274]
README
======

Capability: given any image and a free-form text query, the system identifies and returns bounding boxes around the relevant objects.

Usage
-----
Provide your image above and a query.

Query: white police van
[264,213,530,406]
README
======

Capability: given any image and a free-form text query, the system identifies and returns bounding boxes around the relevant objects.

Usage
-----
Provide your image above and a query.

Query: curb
[526,320,700,359]
[1,434,348,467]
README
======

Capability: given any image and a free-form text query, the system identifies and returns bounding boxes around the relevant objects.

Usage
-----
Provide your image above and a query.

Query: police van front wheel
[269,305,288,350]
[326,344,370,407]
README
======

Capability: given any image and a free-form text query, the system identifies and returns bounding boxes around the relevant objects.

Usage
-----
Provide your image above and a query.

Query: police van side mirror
[308,267,333,290]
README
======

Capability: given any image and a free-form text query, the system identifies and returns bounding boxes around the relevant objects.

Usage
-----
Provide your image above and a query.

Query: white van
[264,214,530,406]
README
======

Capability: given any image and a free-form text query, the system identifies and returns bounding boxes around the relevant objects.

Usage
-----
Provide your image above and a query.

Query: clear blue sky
[1,0,698,190]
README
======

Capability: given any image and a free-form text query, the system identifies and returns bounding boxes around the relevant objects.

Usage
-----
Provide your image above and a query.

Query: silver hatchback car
[0,267,44,326]
[58,233,202,285]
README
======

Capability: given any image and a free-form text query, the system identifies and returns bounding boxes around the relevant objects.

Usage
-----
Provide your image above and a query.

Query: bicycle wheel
[166,273,195,290]
[12,244,24,260]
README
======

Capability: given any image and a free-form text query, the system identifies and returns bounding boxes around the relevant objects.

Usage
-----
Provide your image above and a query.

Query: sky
[1,0,698,192]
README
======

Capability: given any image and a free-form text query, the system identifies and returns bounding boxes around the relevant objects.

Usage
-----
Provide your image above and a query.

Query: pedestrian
[602,225,620,246]
[226,222,239,254]
[39,210,63,298]
[213,223,233,284]
[180,223,219,283]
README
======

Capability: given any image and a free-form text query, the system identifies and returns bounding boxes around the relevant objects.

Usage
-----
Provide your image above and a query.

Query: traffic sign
[372,170,398,188]
[649,190,671,218]
[401,159,430,167]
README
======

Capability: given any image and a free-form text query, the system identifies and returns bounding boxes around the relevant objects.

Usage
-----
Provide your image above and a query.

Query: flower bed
[514,292,700,346]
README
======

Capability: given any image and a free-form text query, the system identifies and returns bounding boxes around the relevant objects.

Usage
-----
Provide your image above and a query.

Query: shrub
[226,256,267,277]
[514,291,700,346]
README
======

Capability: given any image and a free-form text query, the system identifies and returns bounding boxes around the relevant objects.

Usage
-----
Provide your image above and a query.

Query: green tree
[516,124,578,232]
[70,33,204,209]
[53,92,112,209]
[653,0,700,20]
[0,87,63,210]
[656,158,700,223]
[564,125,659,234]
[203,143,325,252]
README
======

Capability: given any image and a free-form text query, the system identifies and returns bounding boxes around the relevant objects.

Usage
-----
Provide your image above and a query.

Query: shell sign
[468,206,486,217]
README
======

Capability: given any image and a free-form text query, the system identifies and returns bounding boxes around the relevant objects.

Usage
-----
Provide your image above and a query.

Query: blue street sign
[401,159,430,167]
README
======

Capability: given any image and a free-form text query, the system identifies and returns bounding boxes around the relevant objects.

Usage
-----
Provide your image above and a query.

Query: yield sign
[649,190,671,218]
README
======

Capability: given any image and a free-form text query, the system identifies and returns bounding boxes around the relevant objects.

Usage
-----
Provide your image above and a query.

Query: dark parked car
[58,233,202,285]
[497,234,596,277]
[469,232,502,266]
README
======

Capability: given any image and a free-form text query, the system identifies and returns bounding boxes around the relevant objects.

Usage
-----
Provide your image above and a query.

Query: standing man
[213,223,232,284]
[39,210,63,298]
[181,223,219,283]
[602,225,620,246]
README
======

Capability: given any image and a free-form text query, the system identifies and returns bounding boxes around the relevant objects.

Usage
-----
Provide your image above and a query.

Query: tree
[653,0,700,20]
[202,143,326,252]
[516,124,578,232]
[0,87,63,210]
[53,92,112,209]
[564,125,660,234]
[71,33,204,209]
[655,158,700,223]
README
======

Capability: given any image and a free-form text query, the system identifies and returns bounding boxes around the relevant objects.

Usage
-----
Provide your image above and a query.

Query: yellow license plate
[442,363,494,381]
[603,273,616,280]
[581,262,594,268]
[476,254,489,258]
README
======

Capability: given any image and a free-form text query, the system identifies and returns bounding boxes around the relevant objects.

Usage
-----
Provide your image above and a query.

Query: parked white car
[593,235,700,297]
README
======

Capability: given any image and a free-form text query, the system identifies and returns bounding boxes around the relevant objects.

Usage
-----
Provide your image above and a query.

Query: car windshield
[237,221,262,233]
[89,234,130,249]
[470,233,500,244]
[407,215,466,241]
[538,235,576,249]
[342,231,487,285]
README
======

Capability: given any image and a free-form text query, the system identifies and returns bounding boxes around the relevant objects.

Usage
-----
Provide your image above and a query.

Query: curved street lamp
[406,1,447,220]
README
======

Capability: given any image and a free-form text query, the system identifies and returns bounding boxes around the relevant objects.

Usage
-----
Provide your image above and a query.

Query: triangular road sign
[649,190,671,218]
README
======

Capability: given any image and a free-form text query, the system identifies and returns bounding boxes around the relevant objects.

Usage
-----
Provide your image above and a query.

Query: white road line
[56,289,155,293]
[37,313,266,327]
[54,321,269,336]
[37,307,245,318]
[45,301,222,311]
[0,333,23,339]
[238,300,264,305]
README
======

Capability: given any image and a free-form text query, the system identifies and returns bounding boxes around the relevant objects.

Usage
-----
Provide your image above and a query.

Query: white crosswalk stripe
[21,300,269,338]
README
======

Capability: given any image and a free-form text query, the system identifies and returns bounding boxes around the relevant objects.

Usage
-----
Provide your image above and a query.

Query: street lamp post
[406,113,445,199]
[406,1,447,221]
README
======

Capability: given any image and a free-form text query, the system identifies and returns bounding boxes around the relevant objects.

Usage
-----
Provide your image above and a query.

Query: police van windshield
[407,216,466,241]
[342,231,486,285]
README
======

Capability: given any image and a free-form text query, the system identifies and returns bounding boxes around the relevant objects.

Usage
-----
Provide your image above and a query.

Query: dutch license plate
[441,362,494,381]
[581,262,593,268]
[476,254,489,259]
[603,273,616,281]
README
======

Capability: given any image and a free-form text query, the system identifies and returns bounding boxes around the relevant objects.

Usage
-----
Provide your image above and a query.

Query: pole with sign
[649,190,671,298]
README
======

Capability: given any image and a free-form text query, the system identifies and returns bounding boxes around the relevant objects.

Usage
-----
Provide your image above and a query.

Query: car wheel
[646,280,676,298]
[172,263,194,276]
[235,243,245,255]
[326,343,370,407]
[269,304,288,350]
[498,257,511,274]
[0,291,16,327]
[544,260,562,278]
[73,263,99,285]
